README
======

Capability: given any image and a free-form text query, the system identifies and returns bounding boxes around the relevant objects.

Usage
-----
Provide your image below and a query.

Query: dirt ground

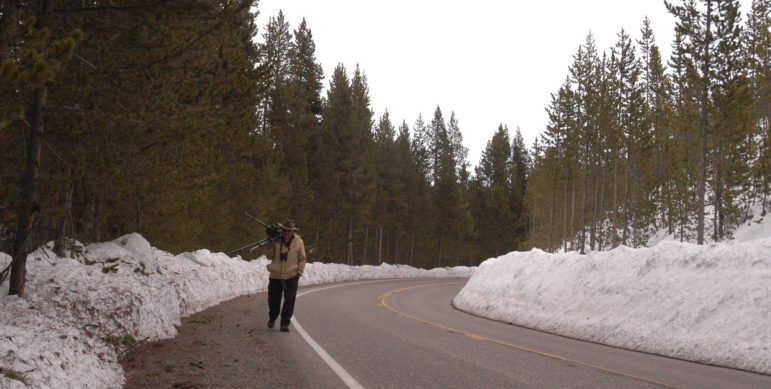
[120,292,309,388]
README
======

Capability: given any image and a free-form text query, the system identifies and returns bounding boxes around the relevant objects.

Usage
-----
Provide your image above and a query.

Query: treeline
[1,0,529,297]
[254,12,530,267]
[526,0,771,253]
[1,0,281,295]
[5,1,766,298]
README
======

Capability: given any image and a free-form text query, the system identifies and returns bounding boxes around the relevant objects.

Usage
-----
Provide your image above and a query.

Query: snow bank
[453,238,771,374]
[0,234,473,388]
[4,213,769,388]
[734,214,771,243]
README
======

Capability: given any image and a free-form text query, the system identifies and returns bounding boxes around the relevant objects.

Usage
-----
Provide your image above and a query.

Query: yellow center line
[379,282,679,389]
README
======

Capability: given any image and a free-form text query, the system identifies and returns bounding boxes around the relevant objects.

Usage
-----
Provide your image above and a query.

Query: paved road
[271,278,771,389]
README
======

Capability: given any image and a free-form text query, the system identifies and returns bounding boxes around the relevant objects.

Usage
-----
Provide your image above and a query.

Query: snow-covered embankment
[453,238,771,374]
[0,233,473,388]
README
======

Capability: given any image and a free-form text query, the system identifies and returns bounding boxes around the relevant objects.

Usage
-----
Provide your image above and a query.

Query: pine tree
[745,0,771,215]
[433,135,472,266]
[373,111,406,263]
[428,106,448,184]
[594,53,618,250]
[477,125,512,189]
[710,0,753,239]
[613,28,651,247]
[667,27,701,241]
[667,0,727,244]
[1,0,80,295]
[667,0,754,242]
[569,33,601,253]
[312,64,350,261]
[391,121,414,263]
[280,18,324,229]
[640,17,678,236]
[289,19,324,117]
[541,78,578,251]
[2,0,272,293]
[447,111,469,177]
[510,128,531,248]
[257,10,292,137]
[474,125,513,257]
[198,1,278,253]
[348,65,376,264]
[411,114,432,182]
[406,114,434,266]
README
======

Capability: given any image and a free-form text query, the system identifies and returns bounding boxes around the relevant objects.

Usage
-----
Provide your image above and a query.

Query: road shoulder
[121,292,308,388]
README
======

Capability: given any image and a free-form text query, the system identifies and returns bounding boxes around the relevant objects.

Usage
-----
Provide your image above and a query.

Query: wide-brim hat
[278,219,299,231]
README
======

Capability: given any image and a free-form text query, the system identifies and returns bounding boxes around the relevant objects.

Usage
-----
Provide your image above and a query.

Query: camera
[266,224,282,239]
[280,252,288,261]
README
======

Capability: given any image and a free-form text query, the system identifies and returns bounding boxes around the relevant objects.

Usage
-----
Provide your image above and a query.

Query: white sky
[254,0,753,166]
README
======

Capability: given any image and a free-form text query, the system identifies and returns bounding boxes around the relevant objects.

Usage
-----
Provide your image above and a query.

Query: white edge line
[292,319,364,389]
[292,280,390,389]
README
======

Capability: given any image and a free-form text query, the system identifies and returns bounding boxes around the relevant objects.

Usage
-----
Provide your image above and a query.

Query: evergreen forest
[528,0,770,253]
[1,0,770,296]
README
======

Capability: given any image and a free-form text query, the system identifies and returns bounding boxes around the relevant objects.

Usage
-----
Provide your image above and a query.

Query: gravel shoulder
[121,292,308,388]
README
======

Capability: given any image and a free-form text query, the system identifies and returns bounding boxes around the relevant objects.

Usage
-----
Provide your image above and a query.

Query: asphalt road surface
[269,278,771,389]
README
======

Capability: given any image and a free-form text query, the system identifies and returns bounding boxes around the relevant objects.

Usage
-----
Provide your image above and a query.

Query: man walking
[265,220,306,332]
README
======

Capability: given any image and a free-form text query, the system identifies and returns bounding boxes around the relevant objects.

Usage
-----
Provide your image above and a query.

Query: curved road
[270,278,771,388]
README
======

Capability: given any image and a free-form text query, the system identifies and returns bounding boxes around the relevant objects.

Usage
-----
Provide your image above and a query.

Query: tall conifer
[746,0,771,214]
[474,125,513,257]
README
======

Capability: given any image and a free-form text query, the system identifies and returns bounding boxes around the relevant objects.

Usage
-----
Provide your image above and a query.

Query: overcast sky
[254,0,753,167]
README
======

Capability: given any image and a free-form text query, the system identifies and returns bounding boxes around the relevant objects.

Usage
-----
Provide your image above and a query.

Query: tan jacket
[265,233,306,280]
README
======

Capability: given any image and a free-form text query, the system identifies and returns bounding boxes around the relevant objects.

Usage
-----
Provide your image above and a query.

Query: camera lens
[280,252,288,261]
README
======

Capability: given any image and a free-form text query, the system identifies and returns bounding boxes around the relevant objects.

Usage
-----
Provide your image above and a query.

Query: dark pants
[268,275,299,326]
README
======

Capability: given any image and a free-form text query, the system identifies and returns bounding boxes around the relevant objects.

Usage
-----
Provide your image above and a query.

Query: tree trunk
[377,225,383,264]
[570,171,576,251]
[679,202,686,243]
[384,228,390,263]
[9,86,46,296]
[563,165,570,252]
[598,161,607,251]
[549,173,557,252]
[590,164,599,251]
[530,198,537,248]
[347,216,353,265]
[539,201,546,249]
[764,117,770,216]
[437,235,442,267]
[53,168,74,257]
[630,149,638,248]
[363,226,369,265]
[697,0,713,245]
[394,233,400,264]
[667,174,674,236]
[633,173,639,248]
[579,168,588,254]
[623,160,630,245]
[715,143,724,241]
[409,235,414,266]
[612,157,619,248]
[314,214,321,261]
